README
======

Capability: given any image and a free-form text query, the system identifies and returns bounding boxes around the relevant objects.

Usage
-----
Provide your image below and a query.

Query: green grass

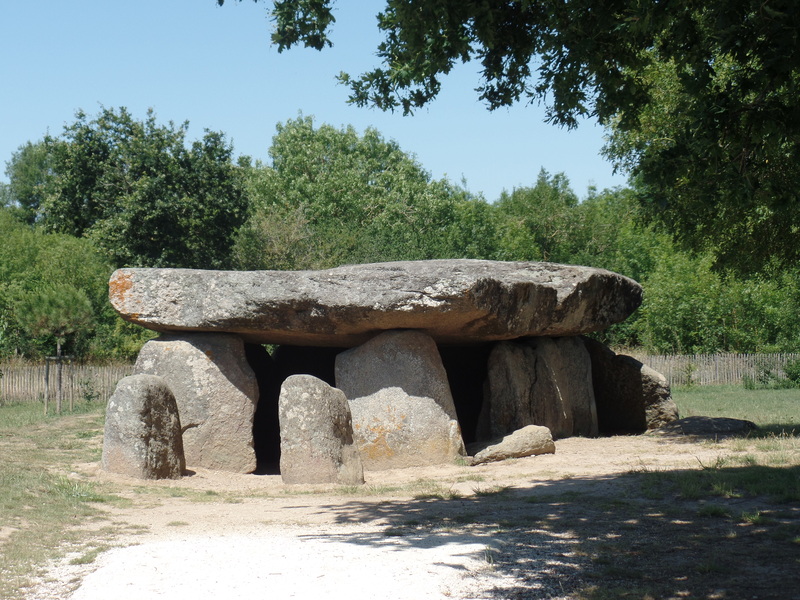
[672,385,799,432]
[0,401,117,599]
[636,457,799,503]
[69,544,110,565]
[664,385,800,503]
[697,503,731,518]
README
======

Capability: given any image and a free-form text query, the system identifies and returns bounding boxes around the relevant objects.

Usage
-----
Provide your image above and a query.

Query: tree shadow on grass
[292,466,800,600]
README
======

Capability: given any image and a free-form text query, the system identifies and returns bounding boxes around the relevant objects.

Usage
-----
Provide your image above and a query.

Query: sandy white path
[67,530,503,600]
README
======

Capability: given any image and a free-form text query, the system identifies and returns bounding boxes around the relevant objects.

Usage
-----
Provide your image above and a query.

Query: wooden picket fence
[631,353,800,387]
[0,353,798,407]
[0,362,133,408]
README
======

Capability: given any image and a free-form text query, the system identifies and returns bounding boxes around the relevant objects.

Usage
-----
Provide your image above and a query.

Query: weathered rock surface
[531,337,598,437]
[479,340,568,439]
[479,337,597,440]
[101,374,185,479]
[335,330,466,470]
[109,260,642,346]
[469,425,555,465]
[134,333,258,473]
[278,375,364,485]
[583,337,679,433]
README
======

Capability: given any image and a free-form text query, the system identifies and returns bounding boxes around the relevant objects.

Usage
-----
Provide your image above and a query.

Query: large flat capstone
[109,260,642,346]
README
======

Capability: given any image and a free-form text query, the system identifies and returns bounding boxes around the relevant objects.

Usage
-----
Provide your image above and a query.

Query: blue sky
[0,0,628,202]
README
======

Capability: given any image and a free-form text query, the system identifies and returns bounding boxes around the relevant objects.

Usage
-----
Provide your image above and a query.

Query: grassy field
[0,401,116,598]
[0,385,798,599]
[672,385,800,433]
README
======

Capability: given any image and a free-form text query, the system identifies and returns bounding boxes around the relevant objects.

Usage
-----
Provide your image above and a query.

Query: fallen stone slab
[648,416,758,440]
[468,425,555,465]
[109,259,642,346]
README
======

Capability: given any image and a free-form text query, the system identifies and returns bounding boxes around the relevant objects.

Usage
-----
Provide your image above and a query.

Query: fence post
[44,361,50,416]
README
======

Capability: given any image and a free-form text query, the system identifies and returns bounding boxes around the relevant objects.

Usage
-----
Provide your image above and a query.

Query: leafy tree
[568,187,672,285]
[38,107,248,269]
[14,283,94,413]
[604,55,800,273]
[0,209,150,361]
[234,116,497,269]
[633,251,800,355]
[14,284,94,359]
[493,169,579,262]
[3,141,54,224]
[219,0,800,271]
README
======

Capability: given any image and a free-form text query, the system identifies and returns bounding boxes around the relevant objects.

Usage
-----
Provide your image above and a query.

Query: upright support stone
[531,337,598,437]
[583,337,678,433]
[480,340,570,440]
[278,375,364,485]
[479,336,598,440]
[335,330,466,470]
[134,333,258,473]
[101,374,185,479]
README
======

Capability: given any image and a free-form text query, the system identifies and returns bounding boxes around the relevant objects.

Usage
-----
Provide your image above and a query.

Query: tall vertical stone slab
[335,330,466,470]
[479,336,598,441]
[134,333,258,473]
[101,374,185,479]
[480,340,571,440]
[582,337,678,433]
[530,337,598,437]
[278,375,364,485]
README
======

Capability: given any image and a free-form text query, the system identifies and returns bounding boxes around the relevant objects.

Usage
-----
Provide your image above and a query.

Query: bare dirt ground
[26,434,800,600]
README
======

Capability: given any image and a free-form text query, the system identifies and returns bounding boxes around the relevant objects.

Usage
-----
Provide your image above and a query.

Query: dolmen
[101,259,678,481]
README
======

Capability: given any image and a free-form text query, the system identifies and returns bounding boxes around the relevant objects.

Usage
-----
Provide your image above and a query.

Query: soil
[26,434,800,600]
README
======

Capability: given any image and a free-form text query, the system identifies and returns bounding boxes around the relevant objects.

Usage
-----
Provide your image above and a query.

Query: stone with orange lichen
[108,259,642,347]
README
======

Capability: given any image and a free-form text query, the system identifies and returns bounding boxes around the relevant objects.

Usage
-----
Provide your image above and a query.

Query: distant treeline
[2,109,798,361]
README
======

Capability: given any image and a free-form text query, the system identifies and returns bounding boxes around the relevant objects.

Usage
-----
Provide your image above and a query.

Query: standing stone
[134,333,258,473]
[583,337,679,433]
[101,374,185,479]
[531,337,598,437]
[335,330,466,470]
[278,375,364,485]
[480,340,570,440]
[478,337,598,440]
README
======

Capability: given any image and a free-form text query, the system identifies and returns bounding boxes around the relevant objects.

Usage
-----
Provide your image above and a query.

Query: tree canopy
[234,116,494,269]
[25,107,248,269]
[218,0,800,271]
[0,210,116,359]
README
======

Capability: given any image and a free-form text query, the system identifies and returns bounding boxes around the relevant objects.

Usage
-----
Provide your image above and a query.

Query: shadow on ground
[286,465,800,600]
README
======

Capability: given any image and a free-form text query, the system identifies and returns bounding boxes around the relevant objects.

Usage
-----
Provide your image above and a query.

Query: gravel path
[33,521,520,600]
[26,435,734,600]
